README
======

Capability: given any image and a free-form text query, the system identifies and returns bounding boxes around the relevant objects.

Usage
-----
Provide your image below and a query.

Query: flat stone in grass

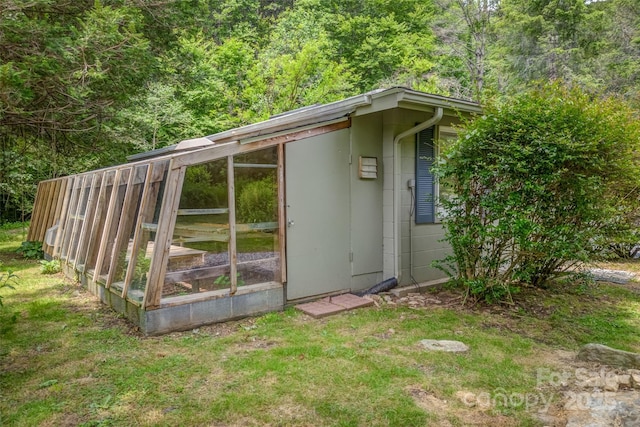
[587,268,635,284]
[577,343,640,369]
[420,339,469,353]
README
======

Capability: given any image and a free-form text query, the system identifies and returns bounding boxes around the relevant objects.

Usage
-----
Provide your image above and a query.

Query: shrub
[435,84,640,303]
[40,259,61,275]
[16,241,44,259]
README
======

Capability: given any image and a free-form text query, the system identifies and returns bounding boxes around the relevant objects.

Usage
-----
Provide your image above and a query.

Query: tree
[435,84,640,303]
[0,1,153,220]
[432,0,498,100]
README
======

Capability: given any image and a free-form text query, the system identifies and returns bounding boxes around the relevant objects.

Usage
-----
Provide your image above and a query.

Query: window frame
[415,126,457,224]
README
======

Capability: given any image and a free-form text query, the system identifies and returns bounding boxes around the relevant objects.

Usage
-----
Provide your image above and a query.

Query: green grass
[1,224,640,426]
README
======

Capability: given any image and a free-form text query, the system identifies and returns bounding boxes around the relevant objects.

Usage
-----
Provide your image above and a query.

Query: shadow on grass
[479,281,640,352]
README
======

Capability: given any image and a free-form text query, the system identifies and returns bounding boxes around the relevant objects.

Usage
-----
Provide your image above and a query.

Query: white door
[285,130,351,300]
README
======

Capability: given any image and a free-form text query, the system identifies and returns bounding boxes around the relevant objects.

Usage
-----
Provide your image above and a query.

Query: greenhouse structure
[28,87,481,334]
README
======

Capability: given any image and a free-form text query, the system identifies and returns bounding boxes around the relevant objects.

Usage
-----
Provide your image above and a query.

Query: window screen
[415,127,435,224]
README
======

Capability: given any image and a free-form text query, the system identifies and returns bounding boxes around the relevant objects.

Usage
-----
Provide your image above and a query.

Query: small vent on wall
[358,156,378,179]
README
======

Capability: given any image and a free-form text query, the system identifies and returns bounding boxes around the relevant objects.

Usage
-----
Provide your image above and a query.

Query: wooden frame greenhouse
[28,88,480,334]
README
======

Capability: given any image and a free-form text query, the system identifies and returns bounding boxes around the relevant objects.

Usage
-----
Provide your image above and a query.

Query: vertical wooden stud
[143,162,186,309]
[52,176,74,258]
[73,173,101,271]
[105,166,138,289]
[121,164,154,298]
[92,169,123,287]
[227,155,237,295]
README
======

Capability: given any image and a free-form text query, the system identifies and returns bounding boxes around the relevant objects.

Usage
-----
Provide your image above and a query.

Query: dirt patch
[405,385,519,426]
[406,385,449,412]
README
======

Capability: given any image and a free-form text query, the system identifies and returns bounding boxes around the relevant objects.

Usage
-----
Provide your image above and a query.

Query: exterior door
[285,130,351,300]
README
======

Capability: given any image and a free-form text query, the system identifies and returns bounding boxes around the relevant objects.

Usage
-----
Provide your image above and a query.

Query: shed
[28,87,480,334]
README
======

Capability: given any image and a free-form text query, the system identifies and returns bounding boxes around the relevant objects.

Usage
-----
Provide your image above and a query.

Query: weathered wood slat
[73,173,101,270]
[277,143,287,283]
[44,179,62,251]
[106,166,141,288]
[92,169,123,288]
[227,155,237,295]
[84,171,112,271]
[177,208,229,216]
[171,119,351,170]
[144,163,186,309]
[51,177,71,257]
[122,164,154,298]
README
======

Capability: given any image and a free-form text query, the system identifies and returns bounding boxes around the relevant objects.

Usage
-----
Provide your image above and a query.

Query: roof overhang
[129,87,480,162]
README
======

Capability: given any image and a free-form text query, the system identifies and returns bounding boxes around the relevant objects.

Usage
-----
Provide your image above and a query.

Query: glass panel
[126,160,169,303]
[86,170,116,274]
[234,147,279,286]
[68,175,92,263]
[162,158,229,298]
[75,173,103,271]
[110,165,148,293]
[60,177,82,260]
[96,168,130,284]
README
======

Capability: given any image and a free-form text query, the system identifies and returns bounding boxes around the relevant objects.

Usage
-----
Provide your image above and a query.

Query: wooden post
[277,143,287,283]
[105,167,137,289]
[66,175,89,266]
[84,171,112,273]
[92,169,123,287]
[28,183,45,242]
[54,176,78,259]
[73,173,101,271]
[121,164,154,299]
[143,162,185,309]
[227,155,237,295]
[51,178,68,257]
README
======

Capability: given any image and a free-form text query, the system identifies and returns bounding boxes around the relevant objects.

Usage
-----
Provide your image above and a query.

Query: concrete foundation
[65,263,283,335]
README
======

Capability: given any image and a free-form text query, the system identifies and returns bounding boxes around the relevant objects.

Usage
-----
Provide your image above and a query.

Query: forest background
[1,0,638,222]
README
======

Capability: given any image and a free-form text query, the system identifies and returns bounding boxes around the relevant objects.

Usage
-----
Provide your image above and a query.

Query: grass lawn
[1,224,640,426]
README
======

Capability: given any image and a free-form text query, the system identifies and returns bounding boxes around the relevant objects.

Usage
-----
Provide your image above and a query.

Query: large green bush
[436,84,640,303]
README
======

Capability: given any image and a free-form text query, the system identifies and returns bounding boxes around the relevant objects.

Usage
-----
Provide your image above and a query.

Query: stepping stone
[326,293,374,310]
[420,339,469,353]
[295,293,374,318]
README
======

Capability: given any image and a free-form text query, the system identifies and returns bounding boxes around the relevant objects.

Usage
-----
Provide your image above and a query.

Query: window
[415,126,457,224]
[415,127,436,224]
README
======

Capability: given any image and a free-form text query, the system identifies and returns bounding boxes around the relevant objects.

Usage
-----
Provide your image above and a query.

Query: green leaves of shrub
[16,241,43,259]
[40,260,61,275]
[435,84,640,303]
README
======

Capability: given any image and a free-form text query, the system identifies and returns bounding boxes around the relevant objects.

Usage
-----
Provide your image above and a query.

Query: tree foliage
[1,0,640,222]
[435,84,640,303]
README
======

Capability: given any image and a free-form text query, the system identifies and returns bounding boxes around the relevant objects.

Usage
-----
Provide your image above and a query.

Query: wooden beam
[32,182,48,242]
[105,166,138,289]
[121,164,154,298]
[144,163,186,309]
[40,181,58,244]
[27,183,44,242]
[277,143,287,283]
[171,118,351,170]
[92,169,123,288]
[66,175,89,265]
[227,155,237,295]
[51,178,71,258]
[43,179,62,252]
[84,171,112,272]
[59,177,82,260]
[73,173,101,271]
[164,264,230,284]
